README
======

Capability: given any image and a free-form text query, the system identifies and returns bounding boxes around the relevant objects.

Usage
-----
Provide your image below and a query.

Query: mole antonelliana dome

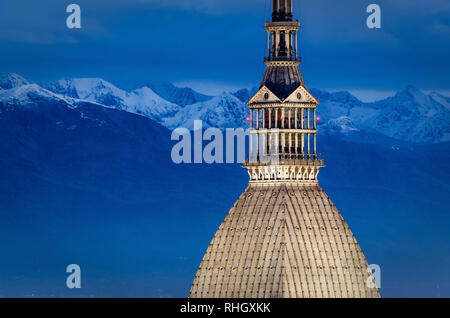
[189,0,380,298]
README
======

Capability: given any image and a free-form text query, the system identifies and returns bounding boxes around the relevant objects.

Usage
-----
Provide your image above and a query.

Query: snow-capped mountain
[429,92,450,111]
[232,87,258,103]
[0,73,31,90]
[314,86,450,143]
[2,73,449,143]
[321,116,359,135]
[44,78,180,123]
[366,86,450,143]
[0,83,77,111]
[310,89,367,123]
[163,92,249,130]
[147,81,212,107]
[44,78,117,102]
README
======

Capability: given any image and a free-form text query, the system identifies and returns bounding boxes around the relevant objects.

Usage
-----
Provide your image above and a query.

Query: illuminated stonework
[190,183,380,298]
[190,0,380,298]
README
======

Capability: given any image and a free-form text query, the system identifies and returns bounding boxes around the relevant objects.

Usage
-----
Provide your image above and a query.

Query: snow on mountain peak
[393,85,431,109]
[147,81,212,106]
[429,92,450,112]
[0,73,30,90]
[0,83,75,110]
[163,92,248,130]
[45,78,127,107]
[125,86,180,119]
[358,86,450,143]
[323,116,359,135]
[310,85,450,143]
[44,78,180,123]
[2,73,448,144]
[232,87,258,103]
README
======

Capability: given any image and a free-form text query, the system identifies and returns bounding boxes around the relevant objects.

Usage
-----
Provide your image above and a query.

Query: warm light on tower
[189,0,380,298]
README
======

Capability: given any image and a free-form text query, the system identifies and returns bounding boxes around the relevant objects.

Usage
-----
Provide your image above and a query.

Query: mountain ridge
[43,77,180,124]
[146,81,213,107]
[2,73,449,144]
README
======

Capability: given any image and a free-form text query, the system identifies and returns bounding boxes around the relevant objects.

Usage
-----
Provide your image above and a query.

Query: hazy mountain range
[1,73,449,143]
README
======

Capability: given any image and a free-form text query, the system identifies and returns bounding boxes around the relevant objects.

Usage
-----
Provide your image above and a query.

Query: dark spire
[272,0,293,22]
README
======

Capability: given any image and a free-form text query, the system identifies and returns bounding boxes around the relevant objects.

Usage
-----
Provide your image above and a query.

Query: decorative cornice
[265,21,300,30]
[264,60,301,66]
[248,102,317,108]
[249,128,317,134]
[244,164,321,183]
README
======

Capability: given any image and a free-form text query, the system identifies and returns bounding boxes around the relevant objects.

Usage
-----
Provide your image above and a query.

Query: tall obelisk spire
[272,0,293,22]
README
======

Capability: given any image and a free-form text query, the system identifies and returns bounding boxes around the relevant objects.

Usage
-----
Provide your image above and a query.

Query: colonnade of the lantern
[266,28,298,60]
[265,24,299,61]
[248,106,318,162]
[265,0,299,61]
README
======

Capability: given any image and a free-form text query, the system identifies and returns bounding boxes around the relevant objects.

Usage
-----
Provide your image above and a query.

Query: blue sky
[0,0,449,100]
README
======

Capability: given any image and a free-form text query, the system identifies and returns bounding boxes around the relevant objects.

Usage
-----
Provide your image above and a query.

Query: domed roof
[190,182,380,298]
[260,63,305,100]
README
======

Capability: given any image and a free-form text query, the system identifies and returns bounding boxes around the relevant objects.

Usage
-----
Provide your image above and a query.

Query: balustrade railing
[244,153,324,166]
